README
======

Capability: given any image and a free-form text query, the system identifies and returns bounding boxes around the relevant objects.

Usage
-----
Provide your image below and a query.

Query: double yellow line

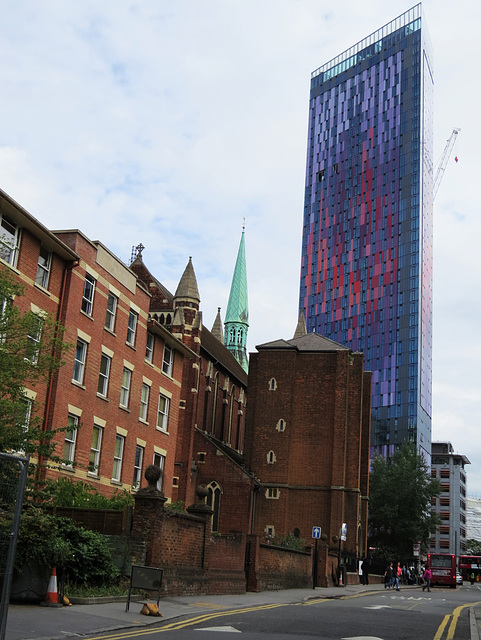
[85,602,288,639]
[434,600,481,640]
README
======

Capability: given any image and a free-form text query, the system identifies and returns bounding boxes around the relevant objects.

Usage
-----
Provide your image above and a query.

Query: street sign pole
[311,526,321,590]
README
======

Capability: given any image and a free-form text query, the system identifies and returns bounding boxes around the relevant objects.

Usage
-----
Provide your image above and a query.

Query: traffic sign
[312,526,322,539]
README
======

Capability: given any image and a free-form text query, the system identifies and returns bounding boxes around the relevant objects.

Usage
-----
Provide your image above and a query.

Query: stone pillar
[131,465,167,567]
[186,485,213,570]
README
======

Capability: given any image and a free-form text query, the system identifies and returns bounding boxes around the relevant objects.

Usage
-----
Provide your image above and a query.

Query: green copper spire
[224,228,249,372]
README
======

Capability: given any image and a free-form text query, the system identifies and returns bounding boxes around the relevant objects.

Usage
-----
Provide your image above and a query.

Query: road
[84,584,481,640]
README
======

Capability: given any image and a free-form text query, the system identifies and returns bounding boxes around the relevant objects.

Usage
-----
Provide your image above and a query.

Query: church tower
[224,227,249,372]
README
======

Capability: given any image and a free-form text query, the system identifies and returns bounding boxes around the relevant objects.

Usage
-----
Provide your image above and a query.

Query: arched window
[276,419,286,432]
[269,378,277,391]
[211,372,219,434]
[237,328,243,345]
[206,481,222,532]
[267,450,276,464]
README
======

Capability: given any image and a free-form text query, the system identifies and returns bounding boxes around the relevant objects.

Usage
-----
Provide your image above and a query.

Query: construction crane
[433,127,460,199]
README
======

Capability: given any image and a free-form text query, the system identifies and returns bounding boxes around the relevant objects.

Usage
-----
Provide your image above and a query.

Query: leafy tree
[465,539,481,555]
[0,265,70,493]
[368,442,440,560]
[43,477,133,510]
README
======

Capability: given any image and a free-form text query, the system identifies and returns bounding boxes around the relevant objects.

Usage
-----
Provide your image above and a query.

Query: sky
[1,1,480,494]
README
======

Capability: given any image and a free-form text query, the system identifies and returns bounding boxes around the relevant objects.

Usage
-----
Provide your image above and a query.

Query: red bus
[426,553,456,588]
[458,556,481,582]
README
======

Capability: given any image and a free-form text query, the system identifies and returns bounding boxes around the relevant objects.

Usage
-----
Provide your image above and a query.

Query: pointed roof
[174,257,200,304]
[225,231,248,325]
[293,311,307,339]
[211,308,224,344]
[256,332,350,353]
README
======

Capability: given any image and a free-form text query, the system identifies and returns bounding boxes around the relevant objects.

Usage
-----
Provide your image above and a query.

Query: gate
[0,452,29,640]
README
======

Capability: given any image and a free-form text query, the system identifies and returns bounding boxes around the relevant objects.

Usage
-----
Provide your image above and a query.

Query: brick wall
[257,543,312,591]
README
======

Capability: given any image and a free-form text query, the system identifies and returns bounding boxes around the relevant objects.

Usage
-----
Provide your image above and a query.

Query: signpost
[312,527,321,589]
[339,524,347,586]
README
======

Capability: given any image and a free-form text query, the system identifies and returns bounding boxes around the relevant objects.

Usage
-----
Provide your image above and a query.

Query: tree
[465,539,481,555]
[368,442,440,560]
[0,265,69,492]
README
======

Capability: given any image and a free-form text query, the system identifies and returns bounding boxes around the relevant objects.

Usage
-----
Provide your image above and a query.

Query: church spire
[293,311,307,339]
[224,226,249,372]
[174,257,200,308]
[211,307,224,344]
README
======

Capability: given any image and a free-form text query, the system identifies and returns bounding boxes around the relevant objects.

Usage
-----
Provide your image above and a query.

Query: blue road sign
[312,526,321,539]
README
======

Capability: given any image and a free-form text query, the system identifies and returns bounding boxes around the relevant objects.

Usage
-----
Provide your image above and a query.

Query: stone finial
[195,484,208,503]
[135,464,166,500]
[186,484,213,519]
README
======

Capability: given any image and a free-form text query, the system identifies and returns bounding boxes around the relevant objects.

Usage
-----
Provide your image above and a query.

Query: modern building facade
[430,442,469,557]
[299,4,434,459]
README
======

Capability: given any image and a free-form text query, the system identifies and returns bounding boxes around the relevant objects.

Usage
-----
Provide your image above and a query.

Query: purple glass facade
[299,5,433,459]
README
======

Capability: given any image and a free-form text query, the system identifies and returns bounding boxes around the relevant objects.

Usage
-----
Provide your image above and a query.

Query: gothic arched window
[206,480,222,532]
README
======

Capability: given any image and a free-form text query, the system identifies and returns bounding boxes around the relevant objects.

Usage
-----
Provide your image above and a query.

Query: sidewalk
[4,582,477,640]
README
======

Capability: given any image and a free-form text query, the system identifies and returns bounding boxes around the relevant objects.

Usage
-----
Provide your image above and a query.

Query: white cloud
[1,0,480,490]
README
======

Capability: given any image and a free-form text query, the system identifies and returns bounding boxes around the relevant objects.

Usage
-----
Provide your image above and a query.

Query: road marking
[190,602,227,609]
[433,599,481,640]
[342,637,384,640]
[195,626,241,632]
[364,605,392,610]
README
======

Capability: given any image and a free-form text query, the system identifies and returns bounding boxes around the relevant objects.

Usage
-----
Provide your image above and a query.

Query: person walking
[394,562,402,591]
[384,562,394,589]
[422,566,432,592]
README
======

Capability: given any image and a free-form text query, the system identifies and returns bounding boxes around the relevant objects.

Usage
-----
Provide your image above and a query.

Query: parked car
[456,572,463,585]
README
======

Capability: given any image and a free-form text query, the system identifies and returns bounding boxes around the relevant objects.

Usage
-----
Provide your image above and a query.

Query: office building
[299,4,433,458]
[430,442,469,557]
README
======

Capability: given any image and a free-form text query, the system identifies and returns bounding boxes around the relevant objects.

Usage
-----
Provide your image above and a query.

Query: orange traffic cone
[339,571,343,586]
[41,567,62,607]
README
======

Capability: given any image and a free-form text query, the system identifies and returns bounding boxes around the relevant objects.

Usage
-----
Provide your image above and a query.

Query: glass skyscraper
[299,5,433,459]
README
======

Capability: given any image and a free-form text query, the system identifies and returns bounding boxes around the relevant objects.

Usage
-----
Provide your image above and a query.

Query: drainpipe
[36,260,78,493]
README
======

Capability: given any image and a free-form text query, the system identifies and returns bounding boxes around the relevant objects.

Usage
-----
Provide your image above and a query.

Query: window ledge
[80,310,95,321]
[0,258,20,273]
[125,342,136,350]
[110,479,123,486]
[119,405,131,413]
[139,418,149,425]
[104,327,116,337]
[96,393,110,402]
[33,283,51,296]
[71,380,86,390]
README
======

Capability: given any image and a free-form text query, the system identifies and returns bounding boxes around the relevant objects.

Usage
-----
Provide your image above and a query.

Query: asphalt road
[84,585,481,640]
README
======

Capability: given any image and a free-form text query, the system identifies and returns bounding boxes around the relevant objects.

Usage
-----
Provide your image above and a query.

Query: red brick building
[1,189,194,498]
[130,253,254,527]
[244,320,372,585]
[2,187,371,586]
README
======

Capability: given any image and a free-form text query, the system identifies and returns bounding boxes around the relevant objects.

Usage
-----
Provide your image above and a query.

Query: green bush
[41,477,134,510]
[263,532,307,551]
[164,500,185,513]
[14,507,118,586]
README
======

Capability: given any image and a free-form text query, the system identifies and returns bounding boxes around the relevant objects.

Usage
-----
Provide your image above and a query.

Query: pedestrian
[422,566,432,592]
[358,559,363,584]
[361,558,369,585]
[384,562,394,589]
[470,572,475,585]
[394,562,402,591]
